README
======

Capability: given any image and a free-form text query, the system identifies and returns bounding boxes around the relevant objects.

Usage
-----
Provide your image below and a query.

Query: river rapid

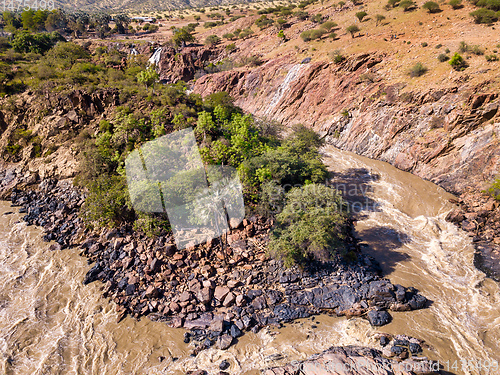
[0,146,498,375]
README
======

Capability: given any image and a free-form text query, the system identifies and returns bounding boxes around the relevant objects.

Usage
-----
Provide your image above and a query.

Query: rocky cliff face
[192,53,500,196]
[191,51,500,279]
[0,89,119,198]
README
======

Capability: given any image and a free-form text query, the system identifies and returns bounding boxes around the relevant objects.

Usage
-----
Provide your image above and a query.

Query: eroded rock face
[263,345,439,375]
[192,54,500,196]
[156,45,225,83]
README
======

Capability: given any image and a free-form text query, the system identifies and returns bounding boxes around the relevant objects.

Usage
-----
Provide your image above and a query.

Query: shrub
[320,21,337,32]
[312,13,324,23]
[255,15,273,29]
[355,11,368,21]
[294,11,309,20]
[470,44,485,55]
[172,28,195,47]
[477,0,500,11]
[375,14,386,26]
[422,1,441,12]
[487,177,500,200]
[458,41,469,52]
[222,32,235,40]
[470,8,498,23]
[329,49,345,63]
[485,54,499,61]
[301,29,326,41]
[437,53,450,62]
[205,34,221,46]
[399,0,415,11]
[225,43,237,52]
[81,175,132,228]
[346,24,360,38]
[449,0,463,8]
[421,42,428,47]
[449,52,468,70]
[408,62,428,77]
[269,184,349,267]
[239,28,254,39]
[387,0,400,7]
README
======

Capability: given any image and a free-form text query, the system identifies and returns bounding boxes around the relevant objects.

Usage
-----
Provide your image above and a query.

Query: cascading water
[264,64,304,116]
[0,146,499,374]
[148,48,162,66]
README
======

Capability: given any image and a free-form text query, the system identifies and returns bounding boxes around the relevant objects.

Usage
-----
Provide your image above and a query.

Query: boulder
[217,334,234,350]
[367,310,392,326]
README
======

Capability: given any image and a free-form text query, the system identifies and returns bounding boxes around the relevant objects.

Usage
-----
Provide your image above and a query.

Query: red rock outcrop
[192,54,500,196]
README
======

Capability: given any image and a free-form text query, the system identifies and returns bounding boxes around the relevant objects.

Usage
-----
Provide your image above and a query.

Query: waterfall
[264,64,304,116]
[148,47,162,66]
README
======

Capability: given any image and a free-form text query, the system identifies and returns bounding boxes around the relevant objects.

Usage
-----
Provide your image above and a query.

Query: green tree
[355,11,368,21]
[204,34,221,46]
[320,20,337,32]
[399,0,415,11]
[172,28,195,47]
[375,14,386,26]
[346,24,360,38]
[449,52,467,70]
[136,67,159,89]
[422,1,441,12]
[408,62,428,77]
[470,8,498,23]
[3,12,22,32]
[449,0,463,8]
[114,14,131,34]
[269,184,349,267]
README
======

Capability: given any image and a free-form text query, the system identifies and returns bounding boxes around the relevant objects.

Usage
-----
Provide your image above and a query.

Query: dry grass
[118,0,500,92]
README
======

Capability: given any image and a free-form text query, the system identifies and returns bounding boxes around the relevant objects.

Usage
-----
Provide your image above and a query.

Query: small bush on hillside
[204,34,221,46]
[312,13,324,23]
[300,29,325,41]
[485,54,499,61]
[449,52,468,70]
[470,8,499,23]
[355,11,368,21]
[449,0,463,8]
[255,15,273,29]
[375,14,386,25]
[320,21,337,32]
[346,24,360,38]
[477,0,500,11]
[294,11,309,20]
[329,49,345,63]
[437,53,450,62]
[487,177,500,200]
[408,62,428,77]
[423,1,441,12]
[399,0,416,11]
[225,43,237,52]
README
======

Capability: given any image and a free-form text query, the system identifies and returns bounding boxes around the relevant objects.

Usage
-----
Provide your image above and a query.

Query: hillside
[54,0,256,12]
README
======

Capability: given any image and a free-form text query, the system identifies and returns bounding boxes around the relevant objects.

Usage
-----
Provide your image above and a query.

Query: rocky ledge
[262,340,439,375]
[445,190,500,281]
[9,178,428,353]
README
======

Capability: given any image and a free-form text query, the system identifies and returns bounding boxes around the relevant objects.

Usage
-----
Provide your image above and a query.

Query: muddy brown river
[0,146,499,374]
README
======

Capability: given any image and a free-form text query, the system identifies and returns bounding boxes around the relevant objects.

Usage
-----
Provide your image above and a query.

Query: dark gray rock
[367,310,392,326]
